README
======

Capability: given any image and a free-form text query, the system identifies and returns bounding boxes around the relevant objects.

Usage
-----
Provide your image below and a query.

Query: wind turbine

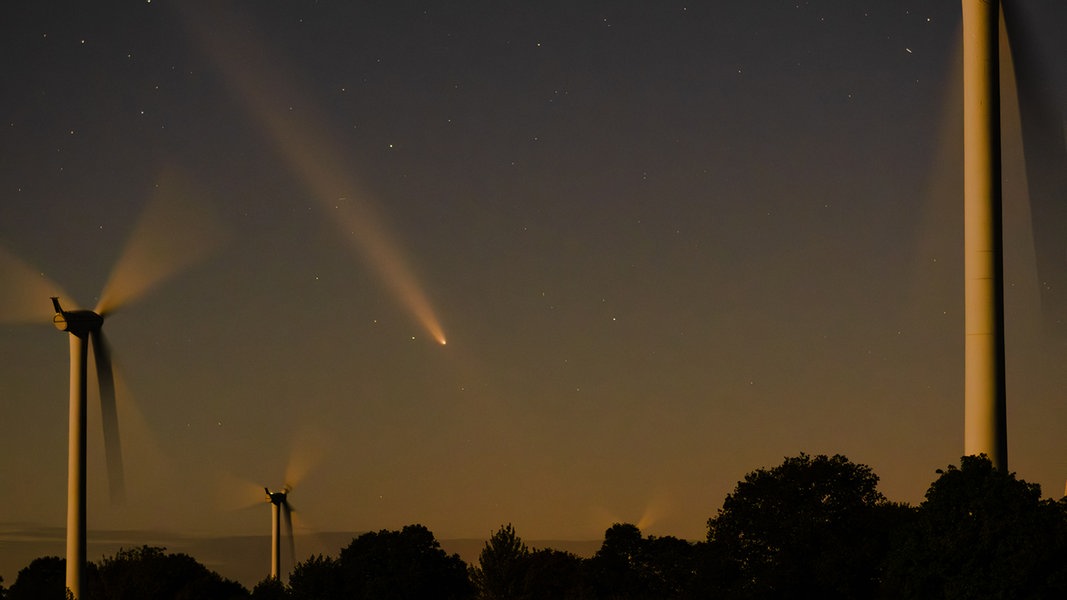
[961,1,1067,471]
[265,485,296,580]
[50,295,124,600]
[249,435,328,581]
[0,172,223,600]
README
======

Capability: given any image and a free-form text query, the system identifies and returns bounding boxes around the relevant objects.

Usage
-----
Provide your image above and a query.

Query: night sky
[3,0,1067,584]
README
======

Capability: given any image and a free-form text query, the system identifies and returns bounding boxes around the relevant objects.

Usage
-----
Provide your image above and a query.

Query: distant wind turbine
[255,435,329,581]
[961,1,1067,471]
[265,485,296,580]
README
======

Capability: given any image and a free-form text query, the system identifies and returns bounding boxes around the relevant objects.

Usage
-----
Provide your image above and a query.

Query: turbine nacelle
[51,297,103,335]
[265,487,290,506]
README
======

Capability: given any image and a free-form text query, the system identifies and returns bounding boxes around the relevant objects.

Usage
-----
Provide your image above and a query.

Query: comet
[177,3,447,346]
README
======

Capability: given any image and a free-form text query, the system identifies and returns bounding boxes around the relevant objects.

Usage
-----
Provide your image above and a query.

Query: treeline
[4,454,1066,599]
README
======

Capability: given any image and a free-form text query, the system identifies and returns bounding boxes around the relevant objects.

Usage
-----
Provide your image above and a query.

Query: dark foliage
[471,523,589,599]
[586,523,698,599]
[101,546,241,600]
[249,576,289,600]
[10,454,1067,599]
[337,524,474,599]
[881,455,1067,599]
[288,554,342,600]
[520,548,588,600]
[94,546,247,600]
[7,556,67,600]
[471,523,529,599]
[705,453,902,599]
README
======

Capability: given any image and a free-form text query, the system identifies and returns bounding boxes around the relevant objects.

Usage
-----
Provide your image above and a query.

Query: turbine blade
[95,167,225,316]
[91,329,126,504]
[282,500,296,571]
[1002,4,1067,337]
[283,428,331,492]
[0,246,71,323]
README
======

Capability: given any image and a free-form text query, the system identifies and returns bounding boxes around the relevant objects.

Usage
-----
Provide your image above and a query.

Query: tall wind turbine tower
[962,0,1007,471]
[33,177,223,599]
[51,297,123,600]
[265,487,295,580]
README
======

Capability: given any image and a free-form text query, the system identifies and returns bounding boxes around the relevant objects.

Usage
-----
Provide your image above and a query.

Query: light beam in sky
[178,4,447,345]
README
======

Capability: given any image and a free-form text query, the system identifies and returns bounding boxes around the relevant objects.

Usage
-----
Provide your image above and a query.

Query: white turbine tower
[50,297,125,600]
[962,0,1007,471]
[961,1,1067,471]
[265,486,295,580]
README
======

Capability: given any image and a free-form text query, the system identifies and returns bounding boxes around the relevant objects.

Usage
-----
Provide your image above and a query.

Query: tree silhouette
[586,523,648,598]
[338,524,474,599]
[470,523,591,599]
[8,452,1066,599]
[520,548,587,600]
[585,522,697,599]
[95,545,247,600]
[288,554,342,600]
[706,453,897,599]
[471,523,529,600]
[7,556,66,600]
[881,455,1067,599]
[249,576,289,600]
[642,534,699,598]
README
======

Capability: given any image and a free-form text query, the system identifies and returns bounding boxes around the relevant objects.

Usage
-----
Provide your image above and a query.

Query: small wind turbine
[253,437,328,581]
[265,485,296,580]
[960,1,1067,471]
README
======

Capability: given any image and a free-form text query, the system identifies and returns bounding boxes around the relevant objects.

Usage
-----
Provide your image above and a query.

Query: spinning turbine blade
[91,328,125,504]
[1001,4,1067,335]
[282,499,296,569]
[95,171,225,316]
[283,434,327,493]
[0,247,69,323]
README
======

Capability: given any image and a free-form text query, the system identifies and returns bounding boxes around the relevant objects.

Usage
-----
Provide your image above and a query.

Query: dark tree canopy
[468,523,590,600]
[7,556,67,600]
[6,547,246,600]
[587,523,648,598]
[7,454,1067,600]
[288,554,342,600]
[586,523,697,599]
[338,524,474,600]
[249,576,289,600]
[95,545,247,600]
[881,455,1067,599]
[706,453,896,599]
[519,548,586,600]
